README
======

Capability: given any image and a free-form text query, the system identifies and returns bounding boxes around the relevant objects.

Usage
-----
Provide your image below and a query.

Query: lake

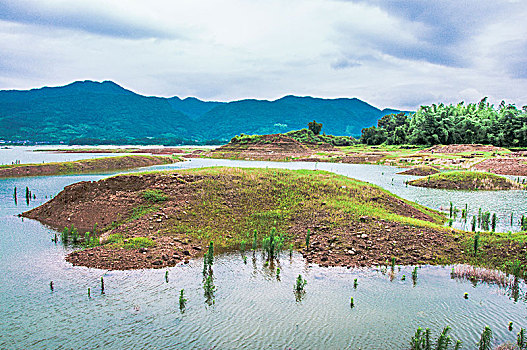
[0,149,525,348]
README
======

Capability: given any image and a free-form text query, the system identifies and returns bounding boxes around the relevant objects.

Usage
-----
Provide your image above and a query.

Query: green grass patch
[142,189,168,202]
[104,233,156,249]
[157,167,446,248]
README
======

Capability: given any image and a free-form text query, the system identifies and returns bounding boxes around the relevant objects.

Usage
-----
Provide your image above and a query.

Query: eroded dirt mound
[420,144,506,154]
[22,168,456,270]
[0,155,176,178]
[209,134,338,160]
[398,166,440,176]
[473,158,527,176]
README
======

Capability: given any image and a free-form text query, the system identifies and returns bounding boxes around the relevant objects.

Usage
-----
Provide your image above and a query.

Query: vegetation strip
[0,155,178,178]
[22,167,527,273]
[408,171,525,190]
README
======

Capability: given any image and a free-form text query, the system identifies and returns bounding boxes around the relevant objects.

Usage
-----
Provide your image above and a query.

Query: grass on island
[397,165,440,176]
[33,166,527,273]
[148,167,445,246]
[0,154,178,176]
[408,171,524,190]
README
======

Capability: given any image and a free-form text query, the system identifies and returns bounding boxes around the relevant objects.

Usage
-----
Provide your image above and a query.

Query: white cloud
[0,0,526,109]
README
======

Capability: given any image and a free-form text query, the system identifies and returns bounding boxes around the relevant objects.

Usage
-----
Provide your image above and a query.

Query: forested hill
[0,80,401,144]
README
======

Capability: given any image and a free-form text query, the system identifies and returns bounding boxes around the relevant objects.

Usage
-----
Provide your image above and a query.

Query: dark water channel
[0,151,526,348]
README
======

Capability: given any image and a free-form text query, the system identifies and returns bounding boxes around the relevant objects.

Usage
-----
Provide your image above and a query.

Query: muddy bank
[48,148,186,155]
[0,155,178,178]
[397,165,440,176]
[408,171,524,190]
[473,158,527,176]
[419,144,507,154]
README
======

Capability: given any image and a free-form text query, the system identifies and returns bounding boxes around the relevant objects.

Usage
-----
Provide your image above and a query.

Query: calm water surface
[0,154,526,349]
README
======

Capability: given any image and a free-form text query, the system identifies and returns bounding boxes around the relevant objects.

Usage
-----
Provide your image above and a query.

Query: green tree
[308,120,323,135]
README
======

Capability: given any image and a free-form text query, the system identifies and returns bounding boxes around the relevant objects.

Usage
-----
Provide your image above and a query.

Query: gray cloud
[337,0,524,68]
[497,40,527,79]
[0,1,176,39]
[331,58,361,70]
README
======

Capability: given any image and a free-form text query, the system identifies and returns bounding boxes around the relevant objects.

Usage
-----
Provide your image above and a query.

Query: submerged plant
[412,267,418,282]
[410,326,460,350]
[491,213,497,232]
[101,277,105,294]
[262,227,284,259]
[207,241,214,266]
[353,278,358,289]
[252,229,257,250]
[478,326,493,350]
[481,211,491,231]
[521,216,527,232]
[350,296,354,308]
[436,326,452,350]
[203,252,208,275]
[506,259,525,278]
[295,274,307,293]
[518,328,526,349]
[203,275,215,298]
[179,289,187,311]
[61,227,69,244]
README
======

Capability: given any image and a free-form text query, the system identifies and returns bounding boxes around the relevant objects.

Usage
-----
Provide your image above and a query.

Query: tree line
[361,98,527,147]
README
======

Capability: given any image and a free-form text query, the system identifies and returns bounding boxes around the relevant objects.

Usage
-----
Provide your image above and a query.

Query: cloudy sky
[0,0,526,110]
